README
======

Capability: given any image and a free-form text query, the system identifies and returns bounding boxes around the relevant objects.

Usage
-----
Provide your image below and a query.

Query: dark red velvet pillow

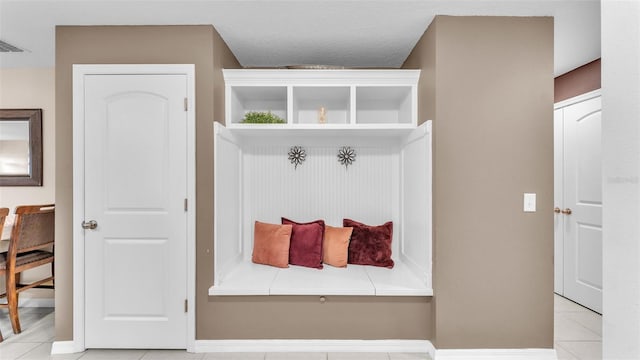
[343,219,394,268]
[282,217,325,269]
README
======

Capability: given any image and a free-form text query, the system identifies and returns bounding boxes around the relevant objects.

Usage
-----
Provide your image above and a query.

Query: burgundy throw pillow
[343,219,394,268]
[282,217,325,269]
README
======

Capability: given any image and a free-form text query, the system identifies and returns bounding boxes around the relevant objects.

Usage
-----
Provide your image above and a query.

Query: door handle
[561,208,572,215]
[82,220,98,230]
[554,207,561,214]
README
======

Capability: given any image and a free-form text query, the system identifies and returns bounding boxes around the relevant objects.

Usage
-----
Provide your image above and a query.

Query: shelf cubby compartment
[356,86,413,125]
[229,86,287,125]
[292,86,350,125]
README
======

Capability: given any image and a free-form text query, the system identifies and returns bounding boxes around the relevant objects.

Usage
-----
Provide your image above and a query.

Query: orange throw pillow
[323,225,353,267]
[252,221,292,268]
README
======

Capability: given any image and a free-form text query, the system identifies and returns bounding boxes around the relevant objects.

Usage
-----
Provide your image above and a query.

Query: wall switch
[524,193,536,212]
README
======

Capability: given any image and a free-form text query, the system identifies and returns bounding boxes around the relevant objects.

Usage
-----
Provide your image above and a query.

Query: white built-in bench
[210,261,432,296]
[209,69,432,297]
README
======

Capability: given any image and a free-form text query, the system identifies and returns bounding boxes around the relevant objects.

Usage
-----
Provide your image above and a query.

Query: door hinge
[184,198,188,212]
[184,299,188,313]
[184,97,188,111]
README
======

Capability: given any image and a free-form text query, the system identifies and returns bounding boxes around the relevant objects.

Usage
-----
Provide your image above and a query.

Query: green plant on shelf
[241,111,286,124]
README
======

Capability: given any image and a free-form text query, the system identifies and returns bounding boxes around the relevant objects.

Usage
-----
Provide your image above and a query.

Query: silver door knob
[82,220,98,230]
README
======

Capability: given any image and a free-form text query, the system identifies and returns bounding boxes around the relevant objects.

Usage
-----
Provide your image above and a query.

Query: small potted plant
[241,111,286,124]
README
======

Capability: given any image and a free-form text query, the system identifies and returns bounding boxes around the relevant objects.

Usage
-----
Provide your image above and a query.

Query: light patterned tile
[204,354,265,360]
[17,342,84,360]
[77,349,147,360]
[5,322,56,343]
[265,353,327,360]
[554,295,590,313]
[0,342,42,360]
[555,313,601,341]
[557,341,602,360]
[554,342,578,360]
[389,353,432,360]
[0,310,55,343]
[562,311,602,336]
[141,350,204,360]
[328,353,389,360]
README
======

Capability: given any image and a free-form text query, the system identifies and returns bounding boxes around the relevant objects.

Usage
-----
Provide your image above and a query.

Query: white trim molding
[51,341,80,354]
[71,64,197,353]
[194,340,435,357]
[435,349,557,360]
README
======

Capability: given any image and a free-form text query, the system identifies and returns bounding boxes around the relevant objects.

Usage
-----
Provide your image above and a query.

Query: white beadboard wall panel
[213,124,243,284]
[243,144,399,259]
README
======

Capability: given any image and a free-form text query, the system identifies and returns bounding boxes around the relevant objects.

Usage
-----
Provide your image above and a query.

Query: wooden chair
[0,204,55,336]
[0,207,9,342]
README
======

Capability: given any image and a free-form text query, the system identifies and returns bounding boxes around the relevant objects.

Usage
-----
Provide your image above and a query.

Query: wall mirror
[0,109,43,186]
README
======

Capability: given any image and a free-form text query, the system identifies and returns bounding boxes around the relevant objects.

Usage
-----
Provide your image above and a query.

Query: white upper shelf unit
[223,69,420,130]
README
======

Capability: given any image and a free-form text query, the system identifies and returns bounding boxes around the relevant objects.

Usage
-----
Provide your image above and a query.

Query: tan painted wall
[56,17,553,345]
[0,68,55,211]
[555,59,601,102]
[55,25,433,342]
[403,16,554,348]
[0,68,55,300]
[55,25,221,340]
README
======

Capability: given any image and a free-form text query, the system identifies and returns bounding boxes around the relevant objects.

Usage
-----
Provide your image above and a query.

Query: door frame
[554,89,601,110]
[71,64,196,352]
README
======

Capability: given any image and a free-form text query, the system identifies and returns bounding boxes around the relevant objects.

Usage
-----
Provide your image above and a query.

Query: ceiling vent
[0,40,24,52]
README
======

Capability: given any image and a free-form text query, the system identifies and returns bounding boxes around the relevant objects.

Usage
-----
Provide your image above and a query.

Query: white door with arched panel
[74,65,195,349]
[554,92,602,313]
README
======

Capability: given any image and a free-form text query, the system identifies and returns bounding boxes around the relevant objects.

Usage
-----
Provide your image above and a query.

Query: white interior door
[559,95,603,313]
[83,73,188,348]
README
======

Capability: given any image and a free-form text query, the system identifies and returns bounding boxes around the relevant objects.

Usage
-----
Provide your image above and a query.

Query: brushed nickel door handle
[561,208,572,215]
[82,220,98,230]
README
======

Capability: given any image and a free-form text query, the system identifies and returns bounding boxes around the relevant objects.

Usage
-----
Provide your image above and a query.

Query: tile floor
[0,294,601,360]
[554,295,602,360]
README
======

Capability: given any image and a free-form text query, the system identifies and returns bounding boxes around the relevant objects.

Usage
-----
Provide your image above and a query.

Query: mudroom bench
[209,69,433,297]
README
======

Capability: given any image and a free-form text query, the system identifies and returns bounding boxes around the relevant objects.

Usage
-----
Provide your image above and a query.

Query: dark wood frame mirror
[0,109,43,186]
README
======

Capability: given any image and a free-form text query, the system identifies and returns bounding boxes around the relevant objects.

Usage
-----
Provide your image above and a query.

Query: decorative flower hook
[337,146,356,169]
[288,146,306,169]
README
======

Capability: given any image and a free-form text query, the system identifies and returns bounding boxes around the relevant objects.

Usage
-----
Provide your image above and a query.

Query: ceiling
[0,0,600,76]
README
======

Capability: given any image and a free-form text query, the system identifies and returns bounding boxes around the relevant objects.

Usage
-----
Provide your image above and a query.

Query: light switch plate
[524,193,536,212]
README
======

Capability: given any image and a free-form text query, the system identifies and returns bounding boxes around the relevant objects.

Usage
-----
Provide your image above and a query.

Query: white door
[555,95,602,313]
[83,73,188,348]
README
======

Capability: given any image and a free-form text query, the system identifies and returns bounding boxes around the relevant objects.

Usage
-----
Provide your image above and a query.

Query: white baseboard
[194,339,435,356]
[19,297,54,307]
[435,348,557,359]
[51,341,80,354]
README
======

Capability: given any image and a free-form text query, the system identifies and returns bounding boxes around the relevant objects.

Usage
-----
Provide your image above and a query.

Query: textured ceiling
[0,0,601,76]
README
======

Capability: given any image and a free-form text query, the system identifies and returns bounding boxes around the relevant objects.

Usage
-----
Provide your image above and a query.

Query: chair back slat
[10,205,55,252]
[0,208,8,231]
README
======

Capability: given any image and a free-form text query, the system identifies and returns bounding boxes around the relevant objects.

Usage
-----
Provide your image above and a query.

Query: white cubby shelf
[224,69,420,129]
[212,69,431,297]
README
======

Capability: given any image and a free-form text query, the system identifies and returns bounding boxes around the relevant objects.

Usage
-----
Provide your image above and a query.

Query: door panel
[103,238,169,318]
[84,74,187,348]
[562,95,602,313]
[104,93,170,210]
[576,224,602,290]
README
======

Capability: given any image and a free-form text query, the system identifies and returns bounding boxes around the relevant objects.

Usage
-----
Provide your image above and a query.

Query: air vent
[0,40,24,52]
